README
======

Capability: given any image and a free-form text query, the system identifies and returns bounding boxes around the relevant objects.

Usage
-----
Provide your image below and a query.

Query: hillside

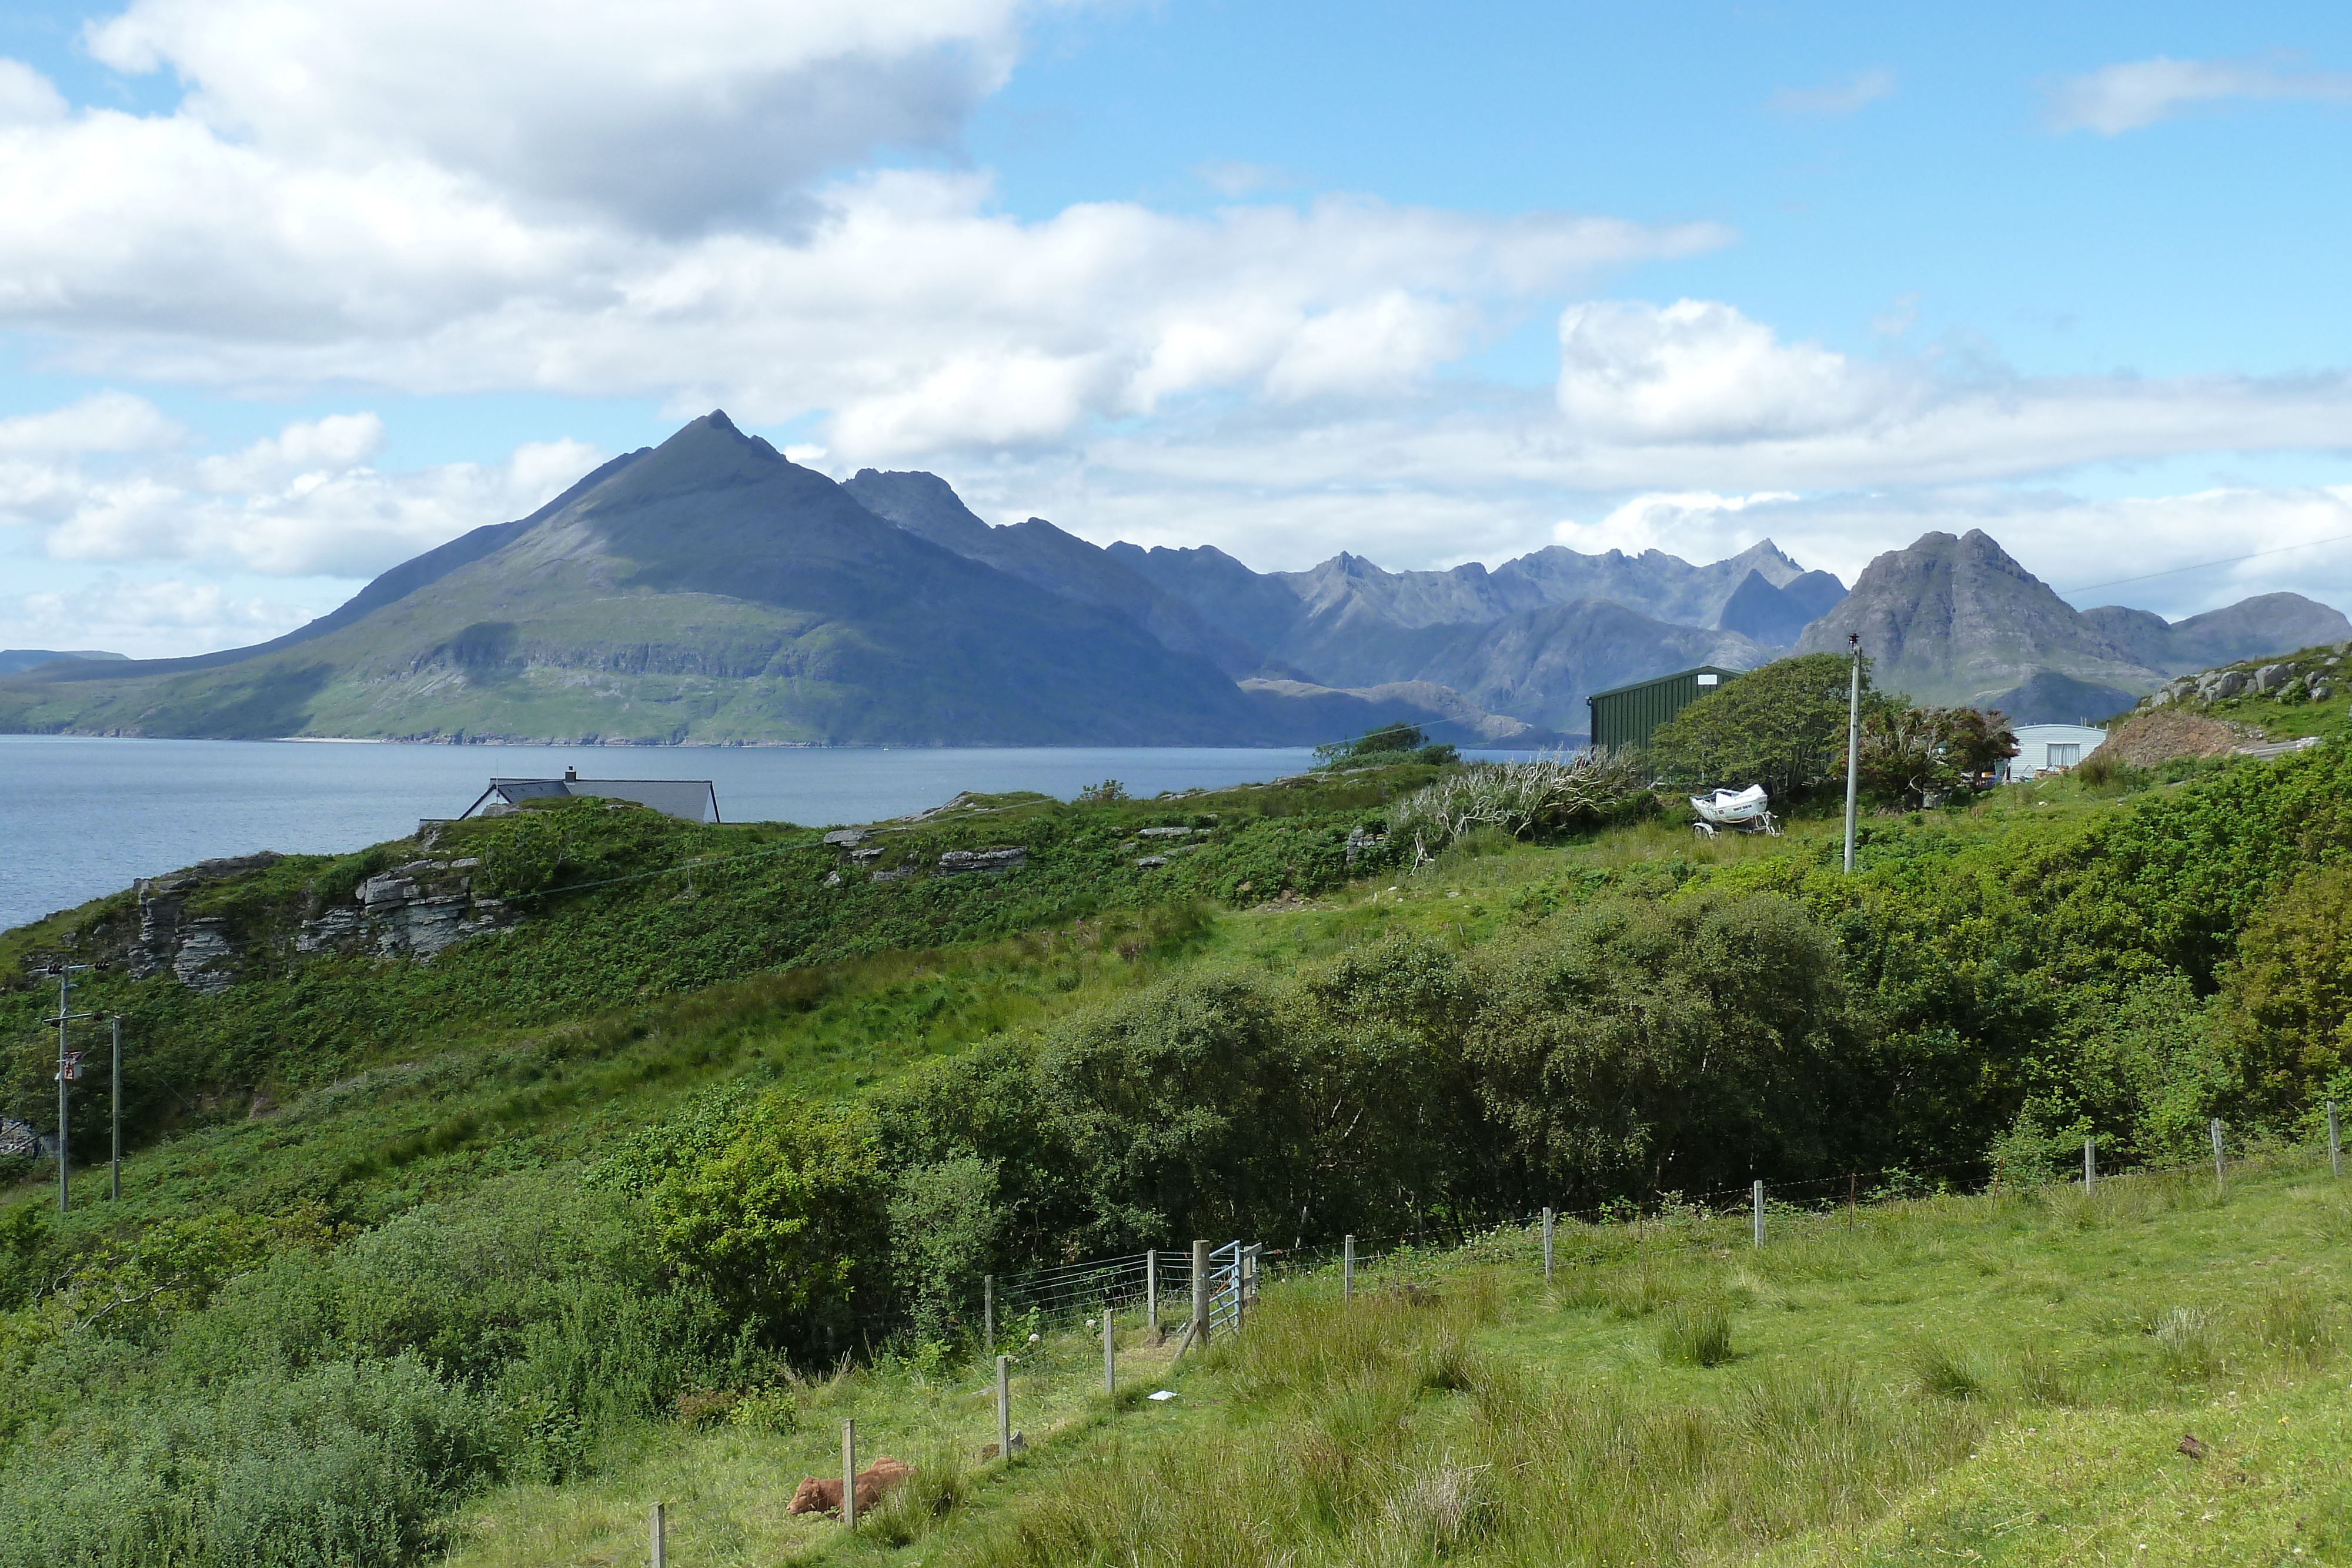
[8,703,2352,1563]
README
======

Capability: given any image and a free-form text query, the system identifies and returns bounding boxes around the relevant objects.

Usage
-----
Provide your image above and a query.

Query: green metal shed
[1588,666,1745,753]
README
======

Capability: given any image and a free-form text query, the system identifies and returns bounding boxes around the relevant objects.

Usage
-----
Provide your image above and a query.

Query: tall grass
[943,1280,1976,1568]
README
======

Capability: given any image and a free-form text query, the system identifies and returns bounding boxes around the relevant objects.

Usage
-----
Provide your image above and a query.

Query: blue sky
[1,0,2348,656]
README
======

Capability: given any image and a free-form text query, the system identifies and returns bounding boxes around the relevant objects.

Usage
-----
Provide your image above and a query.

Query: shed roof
[1586,664,1746,703]
[460,775,720,823]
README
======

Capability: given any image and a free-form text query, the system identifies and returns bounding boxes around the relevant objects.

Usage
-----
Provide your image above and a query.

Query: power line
[2060,531,2352,596]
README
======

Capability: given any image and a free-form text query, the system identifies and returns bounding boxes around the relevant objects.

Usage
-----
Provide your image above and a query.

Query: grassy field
[471,1146,2351,1566]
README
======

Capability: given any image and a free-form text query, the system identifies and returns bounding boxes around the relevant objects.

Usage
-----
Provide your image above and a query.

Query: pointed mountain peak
[842,469,995,553]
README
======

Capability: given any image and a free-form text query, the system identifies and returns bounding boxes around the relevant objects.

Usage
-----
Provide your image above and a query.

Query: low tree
[1646,653,1897,798]
[1860,705,2018,805]
[1314,722,1457,770]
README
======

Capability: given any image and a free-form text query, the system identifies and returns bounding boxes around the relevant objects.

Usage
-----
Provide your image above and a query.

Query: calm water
[0,737,1406,931]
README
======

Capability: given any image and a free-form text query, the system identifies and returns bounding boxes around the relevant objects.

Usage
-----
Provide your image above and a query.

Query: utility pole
[110,1016,123,1202]
[43,966,95,1215]
[1842,632,1862,875]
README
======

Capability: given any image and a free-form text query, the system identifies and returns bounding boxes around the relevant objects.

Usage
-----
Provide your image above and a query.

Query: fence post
[650,1503,666,1568]
[995,1355,1010,1460]
[983,1273,994,1351]
[1752,1180,1765,1249]
[1541,1208,1555,1285]
[2084,1137,2096,1192]
[1342,1235,1355,1301]
[2211,1119,2227,1186]
[1191,1239,1210,1343]
[842,1418,857,1529]
[2331,1101,2343,1180]
[1104,1306,1117,1396]
[1847,1172,1856,1225]
[1145,1250,1159,1336]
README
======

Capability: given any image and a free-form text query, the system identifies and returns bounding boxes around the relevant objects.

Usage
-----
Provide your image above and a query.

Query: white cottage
[2002,724,2108,781]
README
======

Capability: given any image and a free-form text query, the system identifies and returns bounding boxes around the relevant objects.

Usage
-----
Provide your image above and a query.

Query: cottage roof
[459,770,720,823]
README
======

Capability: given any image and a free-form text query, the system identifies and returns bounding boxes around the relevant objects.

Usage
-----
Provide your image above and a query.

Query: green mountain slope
[0,417,1288,744]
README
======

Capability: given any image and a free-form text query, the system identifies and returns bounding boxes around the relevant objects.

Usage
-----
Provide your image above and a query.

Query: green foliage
[1859,704,2017,805]
[1388,751,1649,848]
[649,1099,887,1355]
[1464,892,1858,1200]
[1314,723,1454,770]
[1648,652,1892,797]
[2219,864,2352,1110]
[1657,1295,1735,1366]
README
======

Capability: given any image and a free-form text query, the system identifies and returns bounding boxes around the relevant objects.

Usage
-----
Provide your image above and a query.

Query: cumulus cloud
[0,58,67,125]
[1557,299,1889,442]
[2047,56,2352,135]
[4,575,319,658]
[84,0,1034,232]
[0,401,601,580]
[0,392,183,455]
[1767,68,1895,118]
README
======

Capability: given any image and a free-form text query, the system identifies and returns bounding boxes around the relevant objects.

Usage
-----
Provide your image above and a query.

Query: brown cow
[786,1456,913,1517]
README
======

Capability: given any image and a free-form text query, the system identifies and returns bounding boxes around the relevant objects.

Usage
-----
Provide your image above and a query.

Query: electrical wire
[2059,531,2352,596]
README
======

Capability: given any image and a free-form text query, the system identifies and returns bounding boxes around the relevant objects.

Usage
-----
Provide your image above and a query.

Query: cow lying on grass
[787,1456,912,1517]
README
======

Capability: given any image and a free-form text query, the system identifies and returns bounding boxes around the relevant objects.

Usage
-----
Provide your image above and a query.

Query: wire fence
[971,1110,2347,1340]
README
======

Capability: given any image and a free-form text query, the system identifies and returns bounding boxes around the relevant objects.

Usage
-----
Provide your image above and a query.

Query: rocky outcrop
[130,850,517,993]
[936,847,1027,875]
[305,858,513,961]
[132,853,284,992]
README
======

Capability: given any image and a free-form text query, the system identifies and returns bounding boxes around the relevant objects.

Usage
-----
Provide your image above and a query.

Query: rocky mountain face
[1795,529,2350,710]
[1101,534,1843,730]
[843,470,1274,677]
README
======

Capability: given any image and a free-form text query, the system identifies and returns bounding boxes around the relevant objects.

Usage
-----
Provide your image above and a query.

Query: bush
[1648,653,1895,797]
[652,1098,889,1356]
[1464,892,1861,1201]
[0,1356,497,1568]
[1389,753,1647,850]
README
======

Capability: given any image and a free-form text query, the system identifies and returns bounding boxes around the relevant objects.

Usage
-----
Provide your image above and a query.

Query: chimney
[564,767,578,781]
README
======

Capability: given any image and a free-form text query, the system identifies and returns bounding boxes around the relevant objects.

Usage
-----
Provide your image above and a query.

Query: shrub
[650,1098,889,1356]
[1389,752,1648,848]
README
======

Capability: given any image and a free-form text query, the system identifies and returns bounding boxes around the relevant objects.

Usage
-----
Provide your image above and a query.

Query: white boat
[1689,784,1778,836]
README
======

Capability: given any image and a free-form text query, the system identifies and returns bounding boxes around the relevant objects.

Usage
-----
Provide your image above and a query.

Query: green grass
[504,1148,2345,1568]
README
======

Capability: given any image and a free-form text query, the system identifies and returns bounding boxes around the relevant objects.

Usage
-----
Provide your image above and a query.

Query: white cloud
[1557,299,1890,442]
[84,0,1035,231]
[0,392,182,455]
[0,400,600,579]
[1768,68,1895,118]
[2047,56,2352,135]
[0,58,67,125]
[1552,490,1801,561]
[194,413,386,493]
[6,576,316,658]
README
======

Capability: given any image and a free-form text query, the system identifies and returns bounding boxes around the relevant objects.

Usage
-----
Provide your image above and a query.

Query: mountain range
[2,412,2343,744]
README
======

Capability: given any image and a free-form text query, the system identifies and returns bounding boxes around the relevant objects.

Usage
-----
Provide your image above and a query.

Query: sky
[1,0,2349,658]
